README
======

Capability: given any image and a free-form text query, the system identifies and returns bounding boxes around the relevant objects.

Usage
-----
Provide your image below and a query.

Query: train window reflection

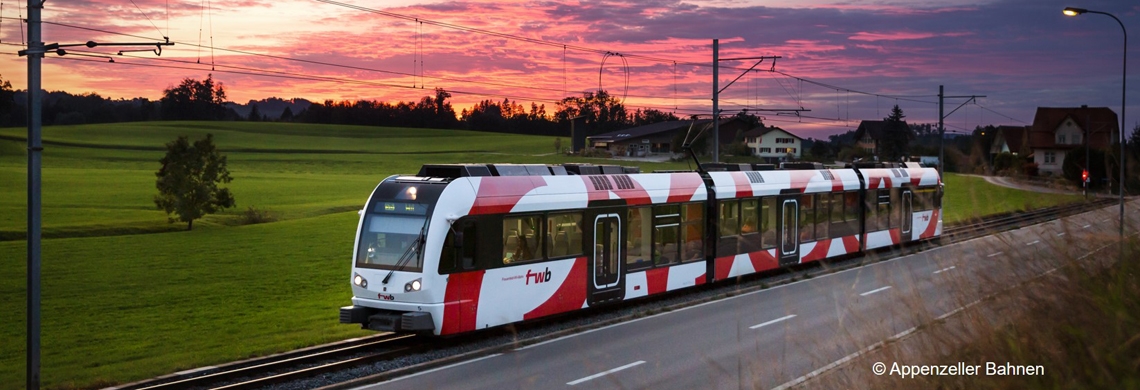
[503,215,541,264]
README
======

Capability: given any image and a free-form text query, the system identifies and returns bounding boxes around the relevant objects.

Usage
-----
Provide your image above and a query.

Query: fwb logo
[526,268,552,285]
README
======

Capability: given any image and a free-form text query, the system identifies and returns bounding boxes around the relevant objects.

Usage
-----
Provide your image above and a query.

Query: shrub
[239,206,275,225]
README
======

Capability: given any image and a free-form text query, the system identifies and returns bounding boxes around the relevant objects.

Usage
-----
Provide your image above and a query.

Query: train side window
[741,199,758,235]
[681,203,704,261]
[865,191,878,232]
[816,194,831,239]
[829,193,845,237]
[761,197,777,249]
[547,212,582,259]
[503,215,542,264]
[654,204,681,266]
[626,207,653,270]
[918,188,935,211]
[439,219,478,274]
[440,228,457,274]
[877,190,890,230]
[889,188,901,228]
[719,200,740,237]
[844,192,860,235]
[799,194,815,243]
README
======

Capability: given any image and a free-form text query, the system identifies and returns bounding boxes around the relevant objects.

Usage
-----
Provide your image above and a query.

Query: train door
[587,208,623,306]
[900,189,914,243]
[777,195,800,266]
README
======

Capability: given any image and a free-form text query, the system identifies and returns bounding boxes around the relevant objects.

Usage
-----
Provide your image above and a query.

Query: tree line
[0,74,679,137]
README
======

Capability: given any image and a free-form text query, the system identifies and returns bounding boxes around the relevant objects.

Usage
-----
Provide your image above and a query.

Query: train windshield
[356,200,429,272]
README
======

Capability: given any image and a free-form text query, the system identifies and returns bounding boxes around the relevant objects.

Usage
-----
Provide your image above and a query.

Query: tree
[808,138,831,160]
[1129,122,1140,160]
[0,74,15,126]
[554,90,628,134]
[1062,147,1108,189]
[155,134,235,230]
[878,104,912,162]
[247,104,263,121]
[630,108,679,126]
[280,106,294,121]
[160,74,228,120]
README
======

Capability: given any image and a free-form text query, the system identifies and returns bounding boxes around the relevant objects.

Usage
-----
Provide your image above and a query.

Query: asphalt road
[353,200,1139,390]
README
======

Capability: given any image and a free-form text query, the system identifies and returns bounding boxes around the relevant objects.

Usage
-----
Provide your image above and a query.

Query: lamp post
[1063,6,1127,257]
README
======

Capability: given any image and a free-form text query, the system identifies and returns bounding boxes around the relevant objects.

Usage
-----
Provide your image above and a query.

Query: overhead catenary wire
[14,6,984,128]
[129,0,166,39]
[24,44,710,118]
[8,18,711,103]
[23,16,943,117]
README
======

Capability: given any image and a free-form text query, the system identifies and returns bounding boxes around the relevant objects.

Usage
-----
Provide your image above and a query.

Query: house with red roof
[1027,106,1118,175]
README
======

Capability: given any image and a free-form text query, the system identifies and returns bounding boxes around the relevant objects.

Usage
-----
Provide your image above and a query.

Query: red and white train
[340,163,943,335]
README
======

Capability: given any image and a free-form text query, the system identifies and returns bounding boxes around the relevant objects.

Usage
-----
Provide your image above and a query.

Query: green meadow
[0,121,1085,389]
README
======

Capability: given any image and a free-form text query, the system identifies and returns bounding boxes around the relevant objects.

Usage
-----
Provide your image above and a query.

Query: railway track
[109,198,1119,390]
[111,333,421,390]
[941,198,1116,243]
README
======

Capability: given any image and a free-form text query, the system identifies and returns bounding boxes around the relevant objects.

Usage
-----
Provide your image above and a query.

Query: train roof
[413,162,927,180]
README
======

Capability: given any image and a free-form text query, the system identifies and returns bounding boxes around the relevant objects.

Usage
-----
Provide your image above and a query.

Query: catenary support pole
[712,39,719,163]
[26,1,45,389]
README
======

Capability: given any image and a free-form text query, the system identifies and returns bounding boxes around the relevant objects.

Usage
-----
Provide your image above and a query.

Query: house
[587,117,752,157]
[1027,106,1118,175]
[990,125,1031,158]
[743,127,803,162]
[853,120,914,158]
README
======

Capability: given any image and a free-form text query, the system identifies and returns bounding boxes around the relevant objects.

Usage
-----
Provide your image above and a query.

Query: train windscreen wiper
[382,220,427,284]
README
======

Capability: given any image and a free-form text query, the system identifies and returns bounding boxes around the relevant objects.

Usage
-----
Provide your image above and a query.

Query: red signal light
[1082,169,1089,182]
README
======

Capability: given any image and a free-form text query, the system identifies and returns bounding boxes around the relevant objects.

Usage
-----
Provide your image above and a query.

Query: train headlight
[404,278,422,292]
[353,273,368,288]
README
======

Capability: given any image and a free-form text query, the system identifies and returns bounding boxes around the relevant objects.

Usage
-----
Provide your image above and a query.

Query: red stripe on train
[801,239,832,262]
[920,209,940,239]
[441,270,485,335]
[715,255,734,280]
[730,172,754,198]
[748,250,779,273]
[646,267,670,295]
[667,173,705,203]
[469,177,546,215]
[523,257,588,320]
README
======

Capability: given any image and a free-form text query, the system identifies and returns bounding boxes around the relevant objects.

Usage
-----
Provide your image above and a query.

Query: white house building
[1028,106,1117,176]
[743,127,803,163]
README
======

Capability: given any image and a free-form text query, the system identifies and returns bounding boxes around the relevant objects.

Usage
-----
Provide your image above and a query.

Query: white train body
[340,163,942,335]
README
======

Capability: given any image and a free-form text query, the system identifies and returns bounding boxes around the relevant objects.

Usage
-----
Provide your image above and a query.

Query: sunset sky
[1,0,1137,139]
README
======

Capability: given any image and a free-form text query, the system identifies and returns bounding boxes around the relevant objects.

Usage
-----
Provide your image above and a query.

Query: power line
[312,0,715,68]
[976,103,1028,124]
[770,69,939,105]
[30,47,702,118]
[12,17,711,102]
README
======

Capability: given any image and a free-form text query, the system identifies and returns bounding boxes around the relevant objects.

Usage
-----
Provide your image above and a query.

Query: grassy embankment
[0,121,1089,389]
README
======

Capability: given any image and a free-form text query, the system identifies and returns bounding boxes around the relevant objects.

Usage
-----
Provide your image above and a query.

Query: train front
[339,176,451,334]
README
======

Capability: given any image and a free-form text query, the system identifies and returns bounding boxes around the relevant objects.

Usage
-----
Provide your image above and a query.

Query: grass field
[0,121,1088,389]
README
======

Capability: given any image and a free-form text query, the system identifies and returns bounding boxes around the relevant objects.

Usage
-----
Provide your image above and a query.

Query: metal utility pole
[712,39,719,162]
[711,39,784,163]
[16,3,170,387]
[24,2,45,389]
[937,85,985,177]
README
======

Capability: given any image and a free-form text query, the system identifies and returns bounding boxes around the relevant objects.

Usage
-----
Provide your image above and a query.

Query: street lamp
[1063,6,1127,257]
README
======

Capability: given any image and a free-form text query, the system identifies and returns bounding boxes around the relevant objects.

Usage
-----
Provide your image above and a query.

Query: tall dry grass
[800,207,1140,389]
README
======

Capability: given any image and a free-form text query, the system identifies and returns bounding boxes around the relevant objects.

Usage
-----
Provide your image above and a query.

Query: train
[339,162,943,336]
